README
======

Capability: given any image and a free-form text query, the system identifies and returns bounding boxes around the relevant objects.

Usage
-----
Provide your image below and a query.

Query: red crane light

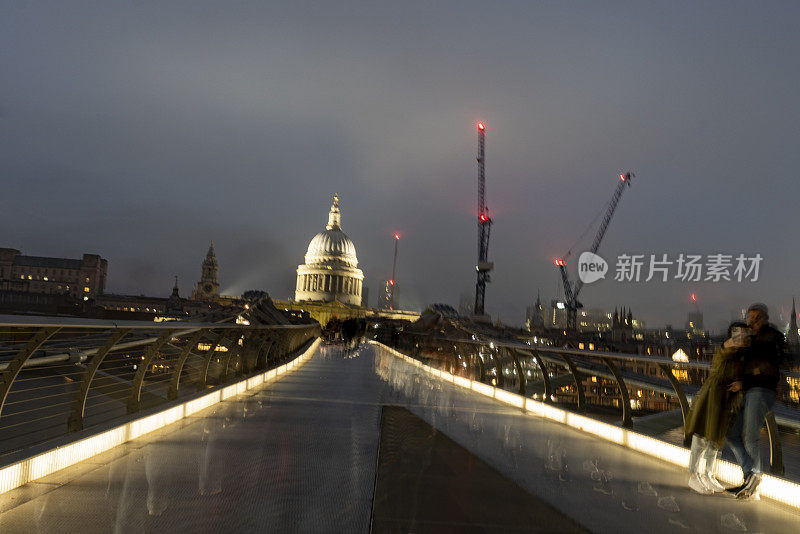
[394,233,400,240]
[479,214,488,222]
[477,122,485,131]
[555,259,566,267]
[620,173,625,181]
[691,293,697,302]
[389,280,395,286]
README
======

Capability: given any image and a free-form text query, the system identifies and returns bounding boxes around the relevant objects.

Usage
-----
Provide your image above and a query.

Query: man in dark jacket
[727,303,786,498]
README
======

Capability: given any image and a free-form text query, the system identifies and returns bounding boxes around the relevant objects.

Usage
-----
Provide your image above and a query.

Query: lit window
[85,277,90,282]
[19,275,24,279]
[27,275,32,280]
[84,287,90,293]
[43,277,48,281]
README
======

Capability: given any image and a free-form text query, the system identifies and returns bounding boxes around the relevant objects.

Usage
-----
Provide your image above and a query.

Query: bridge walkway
[0,343,797,533]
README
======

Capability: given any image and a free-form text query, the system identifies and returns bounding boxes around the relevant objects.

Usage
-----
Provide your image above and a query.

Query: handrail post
[168,329,209,400]
[128,329,178,414]
[198,334,229,391]
[258,338,275,369]
[559,353,586,411]
[506,348,525,396]
[531,350,553,401]
[489,348,504,387]
[0,327,61,418]
[602,357,632,428]
[222,330,245,381]
[657,363,691,434]
[68,328,131,431]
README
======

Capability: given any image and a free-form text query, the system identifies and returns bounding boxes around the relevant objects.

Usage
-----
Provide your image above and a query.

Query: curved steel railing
[0,314,320,458]
[388,328,797,476]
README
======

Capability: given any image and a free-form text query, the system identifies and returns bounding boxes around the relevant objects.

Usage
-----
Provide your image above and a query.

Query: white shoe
[688,473,713,495]
[700,473,725,493]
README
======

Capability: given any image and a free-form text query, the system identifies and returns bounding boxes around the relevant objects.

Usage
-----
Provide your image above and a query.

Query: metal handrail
[0,312,321,457]
[393,327,797,476]
[404,332,712,370]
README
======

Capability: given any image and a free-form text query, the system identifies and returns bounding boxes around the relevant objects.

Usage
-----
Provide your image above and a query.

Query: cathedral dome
[295,195,364,307]
[305,229,358,267]
[303,195,358,267]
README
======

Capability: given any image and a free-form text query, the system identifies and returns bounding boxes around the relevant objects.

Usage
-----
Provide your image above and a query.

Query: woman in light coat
[683,321,748,494]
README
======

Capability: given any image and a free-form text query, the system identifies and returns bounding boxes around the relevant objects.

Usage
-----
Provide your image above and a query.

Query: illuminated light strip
[472,382,494,396]
[0,337,321,497]
[453,376,471,389]
[185,392,221,416]
[369,341,800,512]
[221,384,239,400]
[495,388,524,408]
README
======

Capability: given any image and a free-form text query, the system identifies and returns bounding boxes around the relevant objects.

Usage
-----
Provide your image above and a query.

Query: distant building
[577,308,614,332]
[192,242,220,301]
[379,280,392,309]
[282,195,421,326]
[295,195,364,306]
[686,310,704,333]
[97,277,211,318]
[525,291,545,331]
[0,247,107,300]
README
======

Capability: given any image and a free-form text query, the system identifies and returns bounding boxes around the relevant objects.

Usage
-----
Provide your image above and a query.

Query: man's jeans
[727,387,776,475]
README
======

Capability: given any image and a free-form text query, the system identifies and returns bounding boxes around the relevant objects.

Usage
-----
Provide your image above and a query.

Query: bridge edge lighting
[369,340,800,513]
[0,338,322,496]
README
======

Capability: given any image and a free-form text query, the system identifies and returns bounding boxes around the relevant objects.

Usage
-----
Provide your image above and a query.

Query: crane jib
[558,172,634,330]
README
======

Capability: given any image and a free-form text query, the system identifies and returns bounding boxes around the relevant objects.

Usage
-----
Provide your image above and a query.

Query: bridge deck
[0,344,798,533]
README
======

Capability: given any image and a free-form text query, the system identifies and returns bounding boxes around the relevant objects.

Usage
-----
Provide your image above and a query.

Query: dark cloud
[2,2,799,331]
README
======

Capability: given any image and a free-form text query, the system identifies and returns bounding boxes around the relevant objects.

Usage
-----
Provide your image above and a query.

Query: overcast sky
[2,2,799,332]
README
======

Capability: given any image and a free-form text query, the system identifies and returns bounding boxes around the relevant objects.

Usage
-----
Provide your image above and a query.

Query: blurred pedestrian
[727,303,786,499]
[684,321,748,494]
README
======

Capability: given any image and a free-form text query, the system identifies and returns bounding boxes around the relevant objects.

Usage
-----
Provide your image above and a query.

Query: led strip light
[371,341,800,511]
[0,337,321,495]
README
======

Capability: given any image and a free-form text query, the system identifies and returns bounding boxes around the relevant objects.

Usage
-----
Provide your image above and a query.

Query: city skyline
[3,3,800,332]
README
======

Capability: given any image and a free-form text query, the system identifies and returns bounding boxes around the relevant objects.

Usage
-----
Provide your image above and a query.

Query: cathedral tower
[193,242,220,300]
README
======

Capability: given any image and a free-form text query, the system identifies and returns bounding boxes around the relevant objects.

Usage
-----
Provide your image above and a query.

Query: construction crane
[556,171,634,331]
[474,122,493,316]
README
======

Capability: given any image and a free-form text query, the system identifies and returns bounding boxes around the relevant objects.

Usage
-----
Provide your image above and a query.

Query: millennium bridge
[0,300,798,533]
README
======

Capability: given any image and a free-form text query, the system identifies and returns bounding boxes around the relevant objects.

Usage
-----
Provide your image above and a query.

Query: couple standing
[684,303,785,499]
